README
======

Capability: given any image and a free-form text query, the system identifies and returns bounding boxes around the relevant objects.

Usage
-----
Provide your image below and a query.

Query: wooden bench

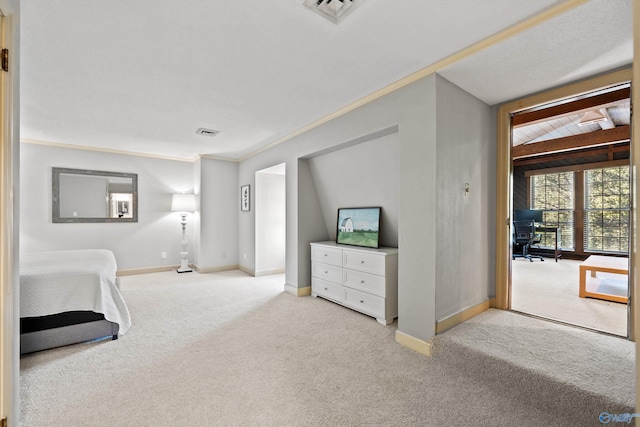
[579,255,628,303]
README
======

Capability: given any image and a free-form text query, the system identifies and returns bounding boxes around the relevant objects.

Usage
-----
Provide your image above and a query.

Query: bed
[20,249,132,354]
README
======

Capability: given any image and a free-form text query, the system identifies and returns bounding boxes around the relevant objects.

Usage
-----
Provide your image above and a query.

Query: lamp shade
[171,193,196,212]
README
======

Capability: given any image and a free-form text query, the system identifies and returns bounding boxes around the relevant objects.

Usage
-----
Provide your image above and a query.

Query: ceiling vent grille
[196,128,220,137]
[303,0,365,24]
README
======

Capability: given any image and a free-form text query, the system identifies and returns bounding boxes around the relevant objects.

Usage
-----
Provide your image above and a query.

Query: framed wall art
[241,185,250,211]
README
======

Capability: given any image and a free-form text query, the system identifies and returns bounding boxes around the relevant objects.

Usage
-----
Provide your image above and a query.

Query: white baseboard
[395,330,432,357]
[238,265,255,276]
[284,283,311,296]
[194,264,239,274]
[118,263,241,276]
[255,267,285,277]
[117,265,180,276]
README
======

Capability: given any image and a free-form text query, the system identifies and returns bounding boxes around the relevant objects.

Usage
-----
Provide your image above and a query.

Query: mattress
[20,249,131,334]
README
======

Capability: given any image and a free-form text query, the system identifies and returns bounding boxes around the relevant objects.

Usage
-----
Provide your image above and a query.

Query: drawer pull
[360,280,365,284]
[360,300,365,303]
[324,253,328,256]
[325,271,328,274]
[324,287,328,291]
[361,260,365,264]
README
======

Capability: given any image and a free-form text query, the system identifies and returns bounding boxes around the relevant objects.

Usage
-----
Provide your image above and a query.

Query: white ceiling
[438,0,632,105]
[20,0,632,161]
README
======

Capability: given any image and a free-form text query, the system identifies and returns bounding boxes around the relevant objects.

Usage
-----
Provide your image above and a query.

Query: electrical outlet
[221,252,226,259]
[243,253,247,260]
[161,252,167,259]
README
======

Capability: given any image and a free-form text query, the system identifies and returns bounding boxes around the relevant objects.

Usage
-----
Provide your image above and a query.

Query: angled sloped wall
[307,130,399,248]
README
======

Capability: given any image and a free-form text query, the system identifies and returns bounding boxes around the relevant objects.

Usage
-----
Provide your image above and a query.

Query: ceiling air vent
[303,0,365,24]
[196,128,220,137]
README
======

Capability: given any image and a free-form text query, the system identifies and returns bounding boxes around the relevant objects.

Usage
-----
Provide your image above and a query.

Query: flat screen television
[336,207,381,249]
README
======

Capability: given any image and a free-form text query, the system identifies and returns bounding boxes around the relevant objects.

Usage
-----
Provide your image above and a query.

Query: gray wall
[308,130,398,248]
[239,73,444,342]
[238,72,496,343]
[396,77,438,341]
[193,158,202,268]
[20,143,194,270]
[197,157,239,271]
[296,158,331,289]
[434,75,495,321]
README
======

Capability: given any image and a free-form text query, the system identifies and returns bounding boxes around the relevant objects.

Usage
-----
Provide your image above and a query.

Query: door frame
[633,0,640,413]
[494,67,633,334]
[0,1,17,425]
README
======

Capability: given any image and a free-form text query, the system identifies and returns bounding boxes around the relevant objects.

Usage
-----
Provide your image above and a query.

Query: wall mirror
[52,167,138,223]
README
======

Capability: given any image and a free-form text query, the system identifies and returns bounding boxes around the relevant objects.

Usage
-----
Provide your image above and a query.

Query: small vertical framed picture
[241,185,250,211]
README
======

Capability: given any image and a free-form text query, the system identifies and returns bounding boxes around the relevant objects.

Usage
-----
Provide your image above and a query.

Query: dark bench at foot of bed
[20,311,119,355]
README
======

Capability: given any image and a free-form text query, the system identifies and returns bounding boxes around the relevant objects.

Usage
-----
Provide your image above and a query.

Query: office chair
[512,220,544,262]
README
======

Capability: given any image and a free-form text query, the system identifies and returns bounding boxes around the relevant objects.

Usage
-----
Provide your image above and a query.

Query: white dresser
[310,241,398,325]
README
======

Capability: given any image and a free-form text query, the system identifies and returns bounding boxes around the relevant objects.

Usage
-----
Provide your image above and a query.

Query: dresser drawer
[343,250,385,275]
[311,245,343,267]
[343,269,385,297]
[312,261,343,284]
[312,277,345,302]
[344,288,385,318]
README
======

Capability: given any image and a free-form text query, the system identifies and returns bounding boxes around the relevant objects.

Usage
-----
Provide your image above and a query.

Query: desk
[579,255,628,303]
[535,225,560,262]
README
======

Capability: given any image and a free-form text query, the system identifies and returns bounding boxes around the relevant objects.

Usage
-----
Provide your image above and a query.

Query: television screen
[336,207,381,249]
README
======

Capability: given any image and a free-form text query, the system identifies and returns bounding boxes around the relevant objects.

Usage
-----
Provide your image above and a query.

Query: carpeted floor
[20,270,635,426]
[512,258,627,336]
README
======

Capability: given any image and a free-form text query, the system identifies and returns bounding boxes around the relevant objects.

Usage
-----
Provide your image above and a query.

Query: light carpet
[20,270,635,426]
[512,258,627,336]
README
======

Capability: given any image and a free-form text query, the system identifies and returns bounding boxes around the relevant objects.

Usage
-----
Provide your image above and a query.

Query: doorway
[495,68,633,338]
[255,163,286,277]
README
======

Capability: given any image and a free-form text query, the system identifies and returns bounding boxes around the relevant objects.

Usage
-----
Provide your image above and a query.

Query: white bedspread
[20,249,131,334]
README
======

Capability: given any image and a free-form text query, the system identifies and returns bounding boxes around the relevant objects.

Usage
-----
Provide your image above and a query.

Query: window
[531,172,575,250]
[584,166,630,253]
[527,163,630,255]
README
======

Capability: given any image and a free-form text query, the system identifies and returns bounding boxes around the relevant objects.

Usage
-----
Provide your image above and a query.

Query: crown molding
[21,138,198,163]
[198,154,239,163]
[240,0,588,162]
[21,139,242,164]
